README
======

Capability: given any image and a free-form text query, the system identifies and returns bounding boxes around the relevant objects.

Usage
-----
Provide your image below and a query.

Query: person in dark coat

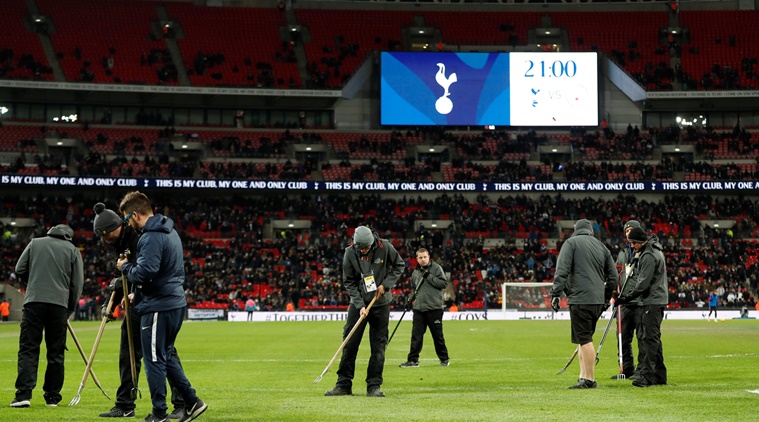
[551,219,616,389]
[117,192,207,422]
[12,224,83,408]
[93,202,186,419]
[616,227,668,387]
[324,225,406,398]
[399,247,450,367]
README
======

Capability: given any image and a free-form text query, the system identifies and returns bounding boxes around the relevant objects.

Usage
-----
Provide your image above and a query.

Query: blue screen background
[381,52,511,126]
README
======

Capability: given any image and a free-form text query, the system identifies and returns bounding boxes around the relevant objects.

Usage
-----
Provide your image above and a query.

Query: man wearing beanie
[550,219,617,389]
[616,226,668,387]
[324,225,405,398]
[611,220,644,380]
[93,202,187,419]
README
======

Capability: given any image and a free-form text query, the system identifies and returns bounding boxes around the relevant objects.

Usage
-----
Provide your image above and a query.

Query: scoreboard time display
[380,52,598,127]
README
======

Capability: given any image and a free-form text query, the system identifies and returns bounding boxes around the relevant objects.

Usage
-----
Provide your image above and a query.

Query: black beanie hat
[93,202,123,237]
[623,220,642,231]
[627,227,648,243]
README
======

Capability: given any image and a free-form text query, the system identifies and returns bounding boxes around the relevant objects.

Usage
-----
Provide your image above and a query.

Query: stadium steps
[155,4,190,86]
[26,0,65,82]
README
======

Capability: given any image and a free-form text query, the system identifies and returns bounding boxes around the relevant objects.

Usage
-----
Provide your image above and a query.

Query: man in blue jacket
[117,191,207,422]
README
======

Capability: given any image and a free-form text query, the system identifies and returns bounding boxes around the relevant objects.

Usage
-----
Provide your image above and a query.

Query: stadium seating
[0,0,53,81]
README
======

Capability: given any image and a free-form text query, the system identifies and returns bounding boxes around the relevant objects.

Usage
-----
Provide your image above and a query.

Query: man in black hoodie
[12,224,84,408]
[551,219,616,389]
[324,225,405,398]
[616,227,668,387]
[93,202,186,419]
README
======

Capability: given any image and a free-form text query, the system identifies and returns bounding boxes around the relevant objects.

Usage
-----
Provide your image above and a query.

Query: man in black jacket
[611,220,643,380]
[93,202,186,419]
[616,227,668,387]
[12,224,84,408]
[324,226,405,398]
[399,248,450,368]
[551,219,616,389]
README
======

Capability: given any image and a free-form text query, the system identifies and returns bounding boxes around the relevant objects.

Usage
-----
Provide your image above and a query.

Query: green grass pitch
[1,318,758,421]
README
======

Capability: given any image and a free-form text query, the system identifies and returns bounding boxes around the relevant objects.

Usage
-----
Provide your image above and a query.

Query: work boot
[324,386,352,396]
[366,386,386,397]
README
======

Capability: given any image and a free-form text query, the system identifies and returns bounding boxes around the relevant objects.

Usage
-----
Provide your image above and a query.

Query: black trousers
[141,308,197,418]
[618,304,640,376]
[116,311,185,410]
[407,309,449,363]
[15,303,68,403]
[636,305,667,384]
[335,304,390,391]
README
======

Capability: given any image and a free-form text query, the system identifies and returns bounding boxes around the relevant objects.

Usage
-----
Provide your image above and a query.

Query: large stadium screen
[380,51,598,127]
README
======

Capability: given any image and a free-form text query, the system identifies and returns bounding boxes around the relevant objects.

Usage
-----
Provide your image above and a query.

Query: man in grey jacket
[324,226,405,398]
[616,227,668,387]
[551,219,616,389]
[12,224,84,408]
[399,248,450,368]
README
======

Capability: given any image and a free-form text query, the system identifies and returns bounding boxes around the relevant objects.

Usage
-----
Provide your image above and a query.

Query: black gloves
[551,297,560,312]
[102,304,115,322]
[107,277,123,293]
[421,270,430,279]
[616,295,630,306]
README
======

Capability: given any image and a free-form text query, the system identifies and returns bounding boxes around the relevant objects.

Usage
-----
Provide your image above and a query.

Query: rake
[66,321,111,400]
[69,292,115,406]
[313,294,378,383]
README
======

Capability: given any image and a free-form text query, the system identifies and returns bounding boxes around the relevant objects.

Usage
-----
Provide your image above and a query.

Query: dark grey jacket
[623,235,668,306]
[15,225,84,313]
[616,245,642,306]
[342,232,406,309]
[551,220,616,305]
[411,260,447,312]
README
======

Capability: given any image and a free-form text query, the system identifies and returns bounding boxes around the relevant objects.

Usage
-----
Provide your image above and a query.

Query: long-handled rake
[66,321,111,400]
[614,304,626,380]
[313,293,379,383]
[596,265,630,366]
[556,346,579,375]
[121,270,141,400]
[69,292,115,406]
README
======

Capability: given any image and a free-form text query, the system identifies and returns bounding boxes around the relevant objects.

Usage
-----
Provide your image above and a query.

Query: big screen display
[380,52,598,127]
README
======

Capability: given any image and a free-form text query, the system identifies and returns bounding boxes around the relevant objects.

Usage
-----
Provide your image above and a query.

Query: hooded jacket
[551,219,616,305]
[109,223,141,304]
[621,234,668,306]
[342,229,406,309]
[616,245,643,306]
[120,214,186,314]
[410,260,447,312]
[15,224,84,313]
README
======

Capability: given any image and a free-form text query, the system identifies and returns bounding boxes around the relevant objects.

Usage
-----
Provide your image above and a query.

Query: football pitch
[1,318,757,421]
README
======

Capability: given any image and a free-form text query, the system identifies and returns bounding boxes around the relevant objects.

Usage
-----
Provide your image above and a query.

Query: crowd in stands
[1,193,757,316]
[0,49,53,80]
